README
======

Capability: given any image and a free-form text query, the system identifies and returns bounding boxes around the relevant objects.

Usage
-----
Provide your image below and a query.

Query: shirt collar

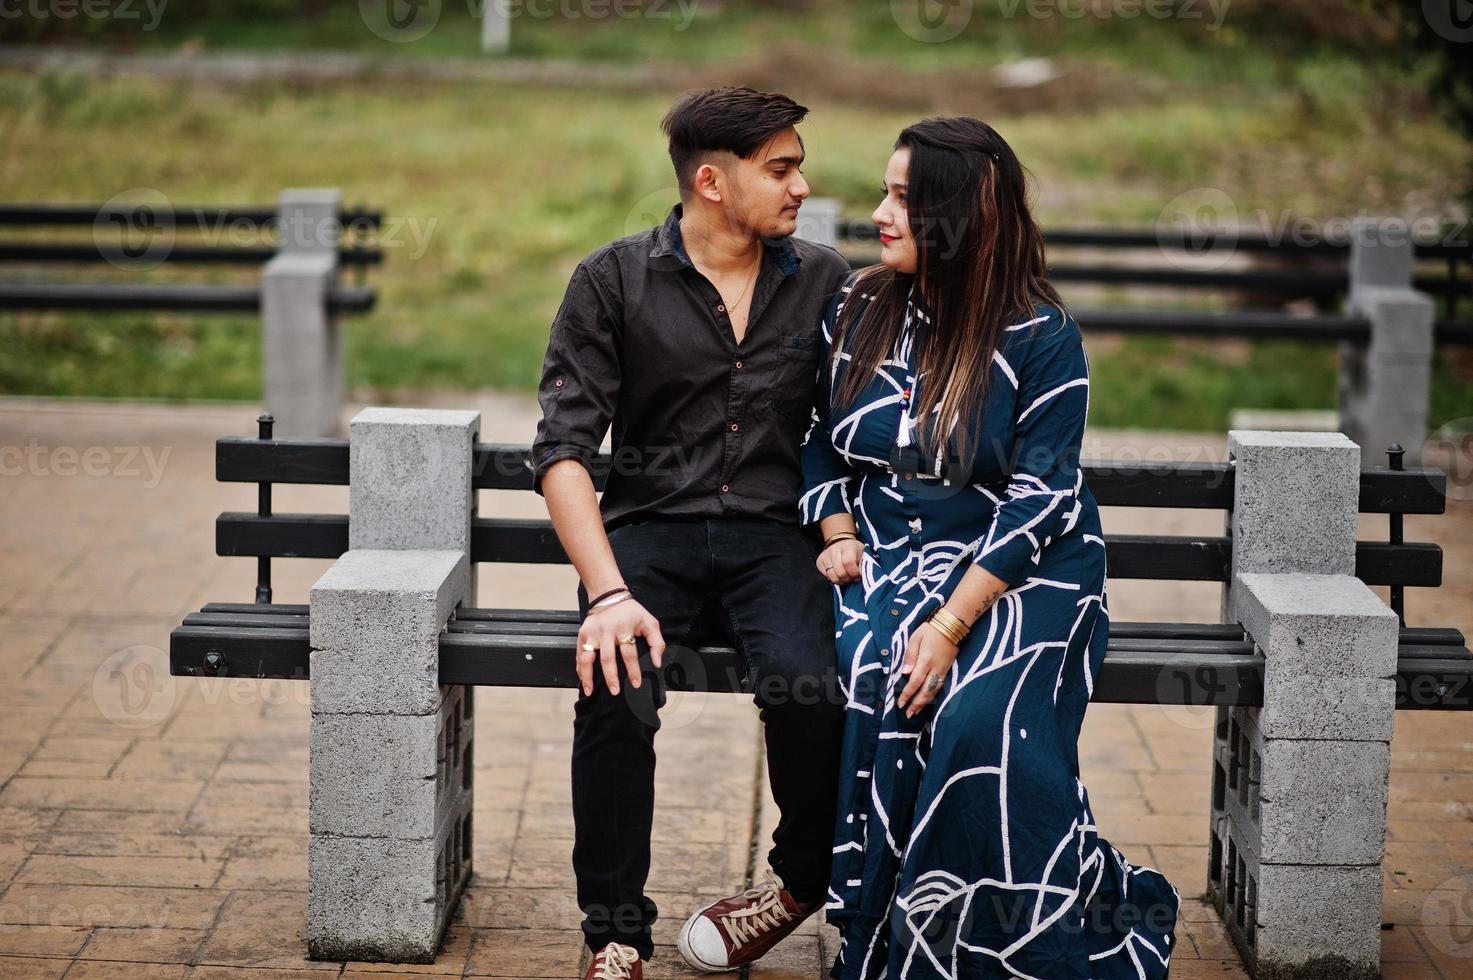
[648,201,803,277]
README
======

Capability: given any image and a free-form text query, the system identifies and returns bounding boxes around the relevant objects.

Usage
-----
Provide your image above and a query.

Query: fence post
[1211,429,1398,979]
[482,0,510,52]
[306,407,480,963]
[262,188,345,439]
[1338,218,1435,467]
[796,196,841,248]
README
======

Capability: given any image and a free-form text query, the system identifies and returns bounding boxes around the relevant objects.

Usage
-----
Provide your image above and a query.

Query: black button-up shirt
[532,202,853,532]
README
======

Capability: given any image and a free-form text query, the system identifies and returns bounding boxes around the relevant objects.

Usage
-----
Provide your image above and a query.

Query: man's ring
[581,642,596,653]
[925,673,943,691]
[619,634,636,645]
[822,563,832,572]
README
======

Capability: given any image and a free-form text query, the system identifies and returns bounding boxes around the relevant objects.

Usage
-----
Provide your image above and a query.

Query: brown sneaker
[676,871,819,972]
[584,941,642,980]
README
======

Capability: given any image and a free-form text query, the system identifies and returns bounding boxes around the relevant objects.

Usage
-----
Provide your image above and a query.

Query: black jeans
[571,517,847,959]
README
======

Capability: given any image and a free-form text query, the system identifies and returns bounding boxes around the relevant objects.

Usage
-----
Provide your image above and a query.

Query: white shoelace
[592,942,640,980]
[718,872,797,946]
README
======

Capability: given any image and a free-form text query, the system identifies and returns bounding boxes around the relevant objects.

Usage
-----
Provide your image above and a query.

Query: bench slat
[185,605,1469,649]
[168,614,1473,709]
[211,438,1448,515]
[214,513,1443,587]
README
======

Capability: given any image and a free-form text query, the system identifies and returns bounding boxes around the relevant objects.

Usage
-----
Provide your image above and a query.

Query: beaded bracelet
[591,593,633,612]
[589,585,630,607]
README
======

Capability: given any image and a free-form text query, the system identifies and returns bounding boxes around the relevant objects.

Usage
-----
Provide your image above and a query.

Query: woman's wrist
[940,601,976,630]
[927,605,970,646]
[824,529,860,548]
[588,584,631,609]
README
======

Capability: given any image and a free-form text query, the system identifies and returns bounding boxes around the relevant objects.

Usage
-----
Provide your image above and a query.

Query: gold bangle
[824,530,859,547]
[933,606,970,637]
[927,606,970,646]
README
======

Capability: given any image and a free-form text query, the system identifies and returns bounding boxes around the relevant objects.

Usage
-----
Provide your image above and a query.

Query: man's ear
[691,160,724,204]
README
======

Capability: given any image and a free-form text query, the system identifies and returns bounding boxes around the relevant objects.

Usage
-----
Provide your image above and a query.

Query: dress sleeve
[530,259,621,496]
[798,273,861,525]
[971,306,1090,588]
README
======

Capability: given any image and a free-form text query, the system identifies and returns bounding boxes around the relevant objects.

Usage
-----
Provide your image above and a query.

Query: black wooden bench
[169,414,1473,710]
[0,200,381,315]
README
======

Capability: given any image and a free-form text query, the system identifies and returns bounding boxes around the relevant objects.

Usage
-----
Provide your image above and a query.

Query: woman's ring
[925,673,943,691]
[619,634,636,645]
[580,642,596,653]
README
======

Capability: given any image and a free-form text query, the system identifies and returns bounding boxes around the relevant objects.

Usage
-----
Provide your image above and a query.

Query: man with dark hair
[531,86,852,978]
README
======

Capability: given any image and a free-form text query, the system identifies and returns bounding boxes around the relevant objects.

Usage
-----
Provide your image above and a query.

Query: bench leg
[1213,431,1398,978]
[307,683,474,962]
[305,546,473,962]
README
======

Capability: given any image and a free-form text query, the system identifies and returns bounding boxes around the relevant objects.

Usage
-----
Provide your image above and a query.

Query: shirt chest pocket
[765,333,820,418]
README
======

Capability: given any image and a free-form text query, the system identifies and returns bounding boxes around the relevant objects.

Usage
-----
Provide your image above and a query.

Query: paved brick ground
[0,394,1469,979]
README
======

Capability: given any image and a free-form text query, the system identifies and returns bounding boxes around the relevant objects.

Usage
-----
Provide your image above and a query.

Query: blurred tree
[1373,0,1473,210]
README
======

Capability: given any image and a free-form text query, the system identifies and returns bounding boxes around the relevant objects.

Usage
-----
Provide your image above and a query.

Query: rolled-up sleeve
[531,259,621,496]
[798,275,859,525]
[971,307,1089,588]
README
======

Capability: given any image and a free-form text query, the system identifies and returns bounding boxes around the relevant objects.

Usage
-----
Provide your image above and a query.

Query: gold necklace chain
[726,248,762,313]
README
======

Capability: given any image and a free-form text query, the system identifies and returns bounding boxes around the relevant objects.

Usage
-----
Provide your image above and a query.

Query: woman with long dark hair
[800,117,1180,978]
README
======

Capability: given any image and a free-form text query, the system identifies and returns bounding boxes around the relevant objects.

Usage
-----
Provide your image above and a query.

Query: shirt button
[717,304,726,312]
[890,608,900,617]
[720,484,731,493]
[554,378,564,388]
[735,360,743,369]
[730,422,739,432]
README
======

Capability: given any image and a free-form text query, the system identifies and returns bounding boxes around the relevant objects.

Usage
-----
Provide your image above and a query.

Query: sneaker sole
[675,911,731,974]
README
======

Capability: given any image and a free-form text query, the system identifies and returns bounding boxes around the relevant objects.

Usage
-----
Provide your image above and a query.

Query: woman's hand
[817,538,865,585]
[898,618,961,718]
[576,599,665,698]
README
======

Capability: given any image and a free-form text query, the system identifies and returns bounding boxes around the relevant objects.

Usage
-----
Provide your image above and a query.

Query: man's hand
[817,538,864,584]
[577,599,666,697]
[897,619,960,718]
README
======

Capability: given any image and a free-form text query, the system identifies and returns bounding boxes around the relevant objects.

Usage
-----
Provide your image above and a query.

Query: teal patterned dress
[799,274,1180,979]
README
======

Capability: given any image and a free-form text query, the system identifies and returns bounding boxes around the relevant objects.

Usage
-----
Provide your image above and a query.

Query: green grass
[22,0,1355,76]
[2,45,1471,431]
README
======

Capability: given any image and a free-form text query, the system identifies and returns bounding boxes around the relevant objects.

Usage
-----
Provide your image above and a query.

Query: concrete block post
[1338,218,1435,467]
[796,196,841,248]
[306,407,481,963]
[481,0,510,52]
[262,188,344,439]
[1211,429,1399,979]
